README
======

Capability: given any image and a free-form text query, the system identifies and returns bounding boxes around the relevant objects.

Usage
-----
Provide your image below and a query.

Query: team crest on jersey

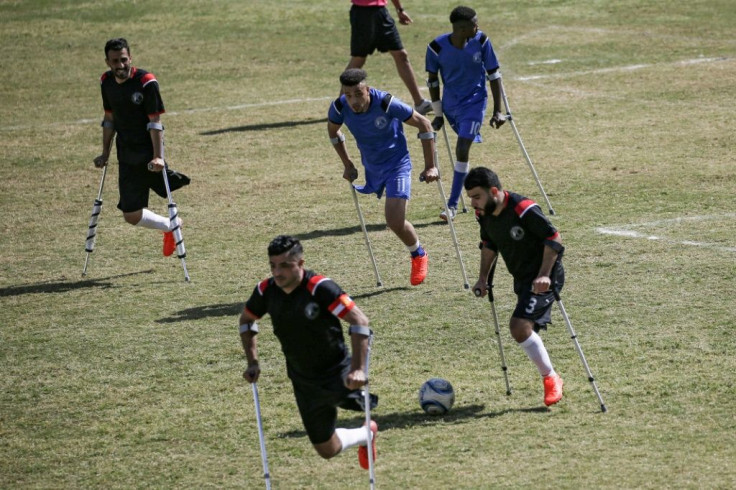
[473,52,482,63]
[131,92,144,105]
[305,301,320,320]
[374,116,389,130]
[510,225,525,240]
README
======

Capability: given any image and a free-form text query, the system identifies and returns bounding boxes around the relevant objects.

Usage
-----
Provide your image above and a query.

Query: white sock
[454,161,470,173]
[406,241,420,253]
[335,427,370,453]
[136,209,171,231]
[519,331,555,377]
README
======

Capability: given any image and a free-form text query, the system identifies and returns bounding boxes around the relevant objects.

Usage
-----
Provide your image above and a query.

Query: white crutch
[82,165,108,276]
[498,77,555,215]
[350,183,383,287]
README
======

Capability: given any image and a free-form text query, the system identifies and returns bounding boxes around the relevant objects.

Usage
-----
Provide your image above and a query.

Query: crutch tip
[376,281,383,287]
[601,404,608,413]
[463,283,470,289]
[506,390,512,396]
[549,208,556,216]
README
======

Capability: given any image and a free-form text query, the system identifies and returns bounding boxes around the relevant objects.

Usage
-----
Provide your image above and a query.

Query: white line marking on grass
[1,57,731,132]
[517,57,730,81]
[596,213,736,253]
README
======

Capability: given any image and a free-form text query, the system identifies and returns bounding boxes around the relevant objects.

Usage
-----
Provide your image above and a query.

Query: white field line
[1,56,731,132]
[596,213,736,253]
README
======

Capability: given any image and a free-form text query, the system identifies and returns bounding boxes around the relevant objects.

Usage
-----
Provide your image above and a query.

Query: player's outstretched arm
[344,306,370,390]
[328,120,358,182]
[239,309,261,383]
[404,112,439,182]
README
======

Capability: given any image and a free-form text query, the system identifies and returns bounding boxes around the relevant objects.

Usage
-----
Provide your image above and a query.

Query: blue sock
[448,170,468,208]
[410,245,426,258]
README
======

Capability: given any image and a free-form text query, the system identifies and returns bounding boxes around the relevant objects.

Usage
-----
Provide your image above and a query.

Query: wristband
[330,133,346,145]
[417,131,435,140]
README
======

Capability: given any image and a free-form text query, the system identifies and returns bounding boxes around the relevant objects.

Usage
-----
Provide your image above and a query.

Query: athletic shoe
[410,253,428,286]
[163,218,182,257]
[415,99,432,116]
[358,421,378,470]
[543,373,564,406]
[163,231,176,257]
[439,207,457,222]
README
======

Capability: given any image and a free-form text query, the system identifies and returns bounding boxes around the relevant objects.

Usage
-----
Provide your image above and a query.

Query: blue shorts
[355,157,412,200]
[445,102,486,143]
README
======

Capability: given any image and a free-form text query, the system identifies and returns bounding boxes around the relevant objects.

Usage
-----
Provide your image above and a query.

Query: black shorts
[512,264,565,330]
[350,5,403,57]
[292,373,352,445]
[117,162,190,213]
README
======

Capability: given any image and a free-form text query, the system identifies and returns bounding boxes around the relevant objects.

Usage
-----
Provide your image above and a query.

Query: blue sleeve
[425,44,439,74]
[386,95,414,122]
[328,97,345,125]
[481,34,500,71]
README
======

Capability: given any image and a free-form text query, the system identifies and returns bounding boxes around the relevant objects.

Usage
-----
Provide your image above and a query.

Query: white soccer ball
[418,378,455,415]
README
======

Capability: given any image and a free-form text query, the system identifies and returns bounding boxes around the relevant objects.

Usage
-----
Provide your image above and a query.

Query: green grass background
[1,0,735,488]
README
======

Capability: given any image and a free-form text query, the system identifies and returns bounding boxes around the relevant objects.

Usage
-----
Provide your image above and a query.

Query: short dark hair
[450,6,477,24]
[340,68,368,87]
[268,235,303,258]
[464,167,502,191]
[105,38,130,58]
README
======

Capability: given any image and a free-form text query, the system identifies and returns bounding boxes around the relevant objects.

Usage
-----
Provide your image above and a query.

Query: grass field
[2,0,735,488]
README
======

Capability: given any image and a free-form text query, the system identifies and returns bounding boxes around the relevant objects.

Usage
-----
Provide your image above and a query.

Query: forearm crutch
[474,258,511,395]
[251,383,272,490]
[439,124,468,213]
[350,183,383,287]
[161,164,190,282]
[362,331,376,490]
[82,165,108,276]
[423,135,470,289]
[498,78,555,215]
[552,286,607,413]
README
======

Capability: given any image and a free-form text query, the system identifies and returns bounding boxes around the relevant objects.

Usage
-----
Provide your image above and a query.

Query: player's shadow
[200,118,327,136]
[156,302,243,323]
[297,221,438,242]
[277,404,548,439]
[0,270,154,297]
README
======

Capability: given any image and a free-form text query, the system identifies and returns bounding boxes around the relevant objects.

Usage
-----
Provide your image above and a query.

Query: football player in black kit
[238,236,378,469]
[465,167,565,407]
[94,38,189,257]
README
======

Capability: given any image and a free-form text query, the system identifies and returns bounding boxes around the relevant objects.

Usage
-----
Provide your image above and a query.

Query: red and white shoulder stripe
[514,197,538,218]
[256,278,270,296]
[140,71,158,88]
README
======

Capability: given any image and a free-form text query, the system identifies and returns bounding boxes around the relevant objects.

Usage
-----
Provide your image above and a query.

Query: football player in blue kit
[94,38,189,257]
[239,235,378,469]
[425,6,506,222]
[327,68,439,286]
[465,167,564,407]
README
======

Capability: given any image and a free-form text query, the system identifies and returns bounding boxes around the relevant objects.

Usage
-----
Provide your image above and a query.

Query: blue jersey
[425,31,499,111]
[328,88,414,172]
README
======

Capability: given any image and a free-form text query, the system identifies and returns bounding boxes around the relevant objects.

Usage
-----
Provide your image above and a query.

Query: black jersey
[100,67,165,165]
[244,270,356,384]
[477,191,560,285]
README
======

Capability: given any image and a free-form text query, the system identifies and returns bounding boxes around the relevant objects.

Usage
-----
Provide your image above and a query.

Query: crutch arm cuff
[239,322,259,334]
[100,120,114,129]
[544,239,565,254]
[146,121,164,131]
[330,133,346,145]
[348,325,372,337]
[417,131,435,140]
[486,70,502,81]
